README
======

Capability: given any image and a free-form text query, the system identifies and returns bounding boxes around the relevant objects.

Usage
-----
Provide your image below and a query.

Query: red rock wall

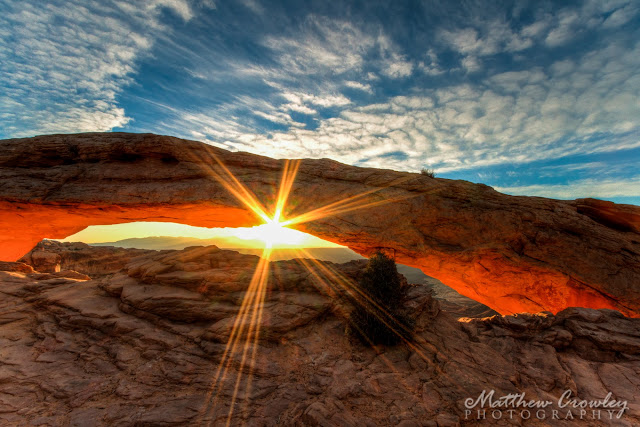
[1,133,639,316]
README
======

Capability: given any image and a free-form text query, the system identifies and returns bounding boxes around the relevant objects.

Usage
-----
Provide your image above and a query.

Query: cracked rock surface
[1,246,639,426]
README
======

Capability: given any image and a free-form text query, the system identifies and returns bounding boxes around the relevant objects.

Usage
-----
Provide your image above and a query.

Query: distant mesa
[1,132,639,316]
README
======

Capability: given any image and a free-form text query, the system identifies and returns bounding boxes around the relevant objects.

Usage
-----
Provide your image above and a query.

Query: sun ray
[273,159,301,223]
[225,247,271,426]
[243,247,272,402]
[291,253,435,397]
[200,255,267,424]
[294,248,433,361]
[281,176,418,227]
[295,250,466,392]
[185,145,271,223]
[185,148,441,424]
[194,154,296,424]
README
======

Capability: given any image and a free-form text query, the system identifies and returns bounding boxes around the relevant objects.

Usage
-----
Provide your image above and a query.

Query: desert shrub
[420,168,435,178]
[347,252,413,345]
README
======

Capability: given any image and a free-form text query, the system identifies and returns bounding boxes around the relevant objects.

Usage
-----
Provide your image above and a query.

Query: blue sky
[1,0,639,205]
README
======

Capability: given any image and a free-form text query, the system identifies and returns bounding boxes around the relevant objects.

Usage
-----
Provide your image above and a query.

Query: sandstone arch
[1,133,639,316]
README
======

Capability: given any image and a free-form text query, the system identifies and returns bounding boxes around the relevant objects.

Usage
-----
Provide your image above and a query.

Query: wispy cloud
[496,176,640,200]
[1,0,638,204]
[175,36,640,176]
[0,0,199,138]
[262,17,376,76]
[439,0,638,71]
[344,81,373,93]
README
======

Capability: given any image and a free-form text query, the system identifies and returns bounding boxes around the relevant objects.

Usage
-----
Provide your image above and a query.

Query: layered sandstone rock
[18,240,153,276]
[0,247,638,426]
[1,133,639,316]
[20,239,496,319]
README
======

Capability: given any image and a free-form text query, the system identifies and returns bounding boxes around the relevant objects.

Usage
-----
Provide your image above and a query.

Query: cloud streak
[496,176,640,200]
[0,0,198,138]
[1,0,638,203]
[178,38,640,178]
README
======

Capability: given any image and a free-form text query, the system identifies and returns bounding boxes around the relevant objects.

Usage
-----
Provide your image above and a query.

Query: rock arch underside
[1,133,639,317]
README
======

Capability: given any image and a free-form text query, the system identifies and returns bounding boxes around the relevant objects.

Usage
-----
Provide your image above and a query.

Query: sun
[241,219,308,248]
[192,153,416,424]
[259,220,284,248]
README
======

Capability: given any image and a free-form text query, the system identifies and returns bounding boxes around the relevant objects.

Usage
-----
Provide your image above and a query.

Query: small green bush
[347,252,413,345]
[420,168,435,178]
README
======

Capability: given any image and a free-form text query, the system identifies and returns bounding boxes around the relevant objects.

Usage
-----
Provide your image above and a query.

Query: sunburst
[193,148,428,425]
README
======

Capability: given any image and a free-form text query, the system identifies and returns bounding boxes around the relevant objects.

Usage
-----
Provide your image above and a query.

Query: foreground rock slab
[18,240,153,276]
[0,247,639,426]
[1,133,639,316]
[20,240,498,319]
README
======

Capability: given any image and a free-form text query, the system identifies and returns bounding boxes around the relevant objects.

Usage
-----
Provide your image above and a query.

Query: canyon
[1,133,639,316]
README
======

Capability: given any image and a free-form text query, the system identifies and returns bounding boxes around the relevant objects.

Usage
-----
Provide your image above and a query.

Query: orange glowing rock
[1,132,639,317]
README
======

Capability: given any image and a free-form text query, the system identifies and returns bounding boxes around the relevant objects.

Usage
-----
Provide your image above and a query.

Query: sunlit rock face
[1,133,639,316]
[1,248,639,425]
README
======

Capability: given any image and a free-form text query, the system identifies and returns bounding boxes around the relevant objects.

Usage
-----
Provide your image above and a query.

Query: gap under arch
[47,221,496,318]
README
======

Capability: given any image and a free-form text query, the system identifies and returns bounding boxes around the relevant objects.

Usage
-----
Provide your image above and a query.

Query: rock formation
[19,240,496,319]
[1,133,639,316]
[18,240,153,276]
[0,246,638,426]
